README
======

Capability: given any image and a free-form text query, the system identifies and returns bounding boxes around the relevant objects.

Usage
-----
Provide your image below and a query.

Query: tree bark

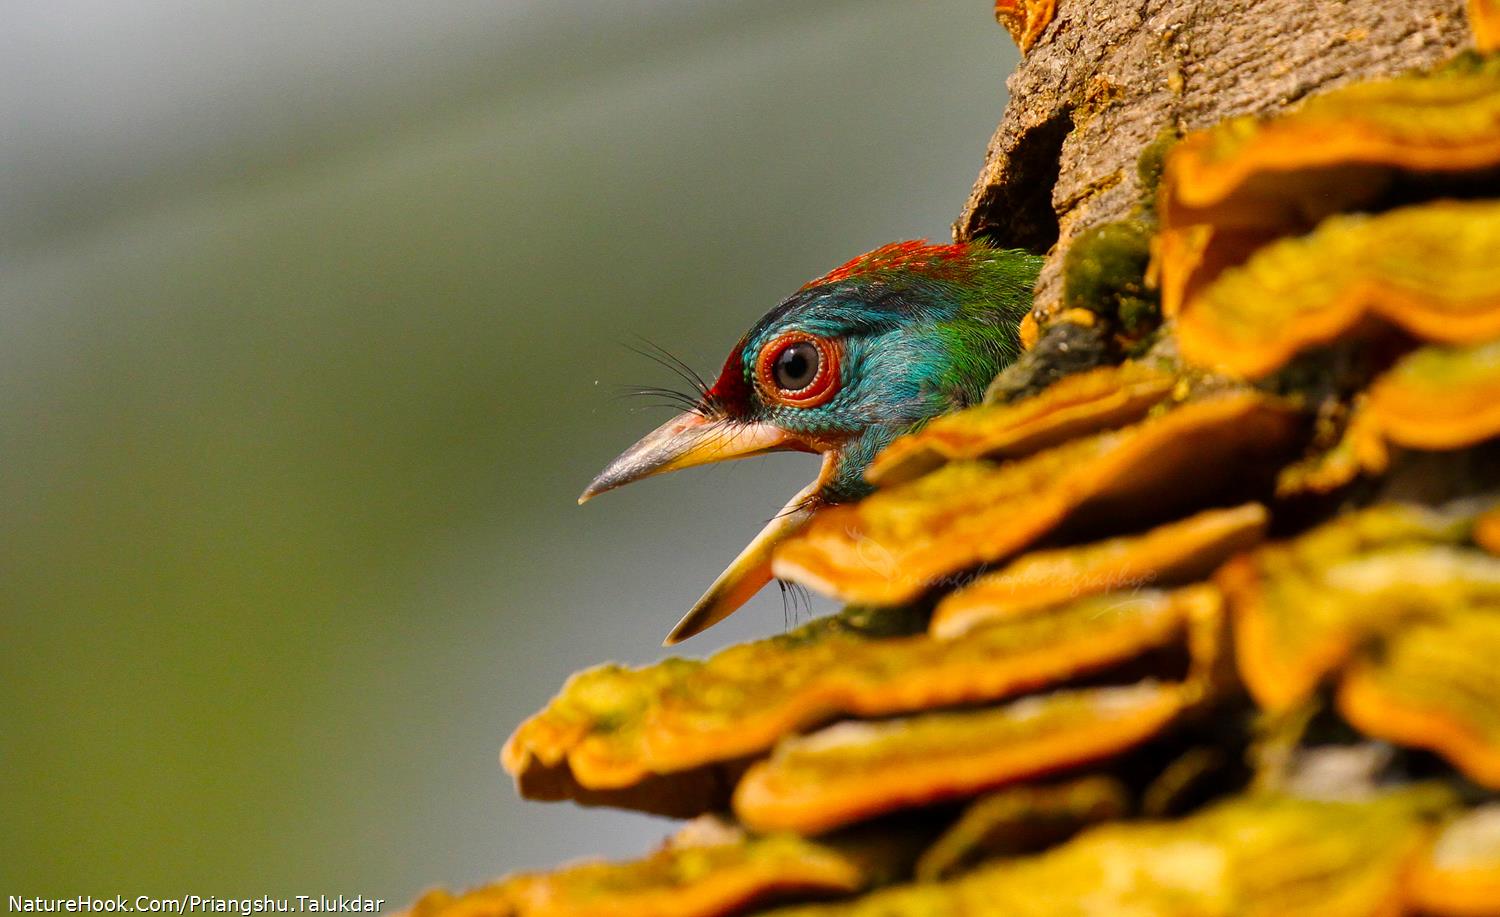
[957,0,1474,322]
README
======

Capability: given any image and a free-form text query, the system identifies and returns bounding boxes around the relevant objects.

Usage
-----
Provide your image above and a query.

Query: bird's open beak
[659,459,829,645]
[579,410,832,645]
[578,412,797,504]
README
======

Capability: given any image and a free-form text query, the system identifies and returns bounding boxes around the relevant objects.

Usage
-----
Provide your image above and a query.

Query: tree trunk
[958,0,1473,321]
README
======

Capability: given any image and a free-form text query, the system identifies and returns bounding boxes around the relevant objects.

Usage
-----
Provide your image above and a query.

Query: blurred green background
[1,0,1016,902]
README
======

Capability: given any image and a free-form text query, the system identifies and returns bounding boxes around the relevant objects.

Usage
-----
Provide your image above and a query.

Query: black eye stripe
[772,341,820,391]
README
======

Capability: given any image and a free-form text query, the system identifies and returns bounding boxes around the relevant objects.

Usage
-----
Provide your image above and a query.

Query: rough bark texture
[958,0,1474,321]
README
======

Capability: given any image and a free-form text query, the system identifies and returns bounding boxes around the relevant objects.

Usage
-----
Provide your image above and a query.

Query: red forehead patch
[801,240,975,290]
[705,343,753,416]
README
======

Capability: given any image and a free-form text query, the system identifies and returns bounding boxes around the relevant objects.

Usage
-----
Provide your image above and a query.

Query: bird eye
[773,341,819,391]
[756,333,840,407]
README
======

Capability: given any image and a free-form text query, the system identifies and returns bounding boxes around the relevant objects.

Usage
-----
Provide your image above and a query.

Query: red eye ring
[755,332,841,408]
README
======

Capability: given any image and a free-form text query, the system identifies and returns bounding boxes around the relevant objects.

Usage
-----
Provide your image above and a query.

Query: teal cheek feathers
[809,324,1019,502]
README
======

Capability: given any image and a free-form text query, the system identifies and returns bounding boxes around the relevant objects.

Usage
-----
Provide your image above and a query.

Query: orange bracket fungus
[1160,59,1500,234]
[505,590,1211,814]
[765,789,1451,917]
[1173,201,1500,379]
[1224,500,1500,796]
[911,776,1129,882]
[406,824,869,917]
[774,392,1299,606]
[1365,339,1500,450]
[1273,394,1391,498]
[1475,0,1500,52]
[1158,58,1500,374]
[1479,503,1500,556]
[1220,502,1486,713]
[1408,804,1500,917]
[993,0,1056,52]
[733,682,1191,836]
[1339,612,1500,788]
[864,362,1177,488]
[931,503,1267,639]
[1274,340,1500,497]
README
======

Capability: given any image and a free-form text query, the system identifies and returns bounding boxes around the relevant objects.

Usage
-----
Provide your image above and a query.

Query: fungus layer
[865,362,1176,487]
[1273,395,1390,497]
[407,828,868,917]
[1175,201,1500,379]
[1161,58,1500,232]
[931,504,1267,638]
[734,682,1189,835]
[775,392,1298,605]
[1479,503,1500,555]
[1154,224,1282,320]
[1366,339,1500,450]
[1275,340,1500,496]
[1408,803,1500,917]
[993,0,1056,52]
[766,789,1450,917]
[506,592,1207,811]
[1339,612,1500,788]
[1475,0,1500,53]
[912,776,1129,881]
[1220,503,1487,712]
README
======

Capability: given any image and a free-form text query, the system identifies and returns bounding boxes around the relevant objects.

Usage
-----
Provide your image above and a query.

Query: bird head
[580,240,1041,643]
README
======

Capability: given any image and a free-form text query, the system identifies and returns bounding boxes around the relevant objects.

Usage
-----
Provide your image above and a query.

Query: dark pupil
[773,341,819,391]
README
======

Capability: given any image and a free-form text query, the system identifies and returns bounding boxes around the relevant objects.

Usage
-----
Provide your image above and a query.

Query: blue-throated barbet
[579,240,1042,644]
